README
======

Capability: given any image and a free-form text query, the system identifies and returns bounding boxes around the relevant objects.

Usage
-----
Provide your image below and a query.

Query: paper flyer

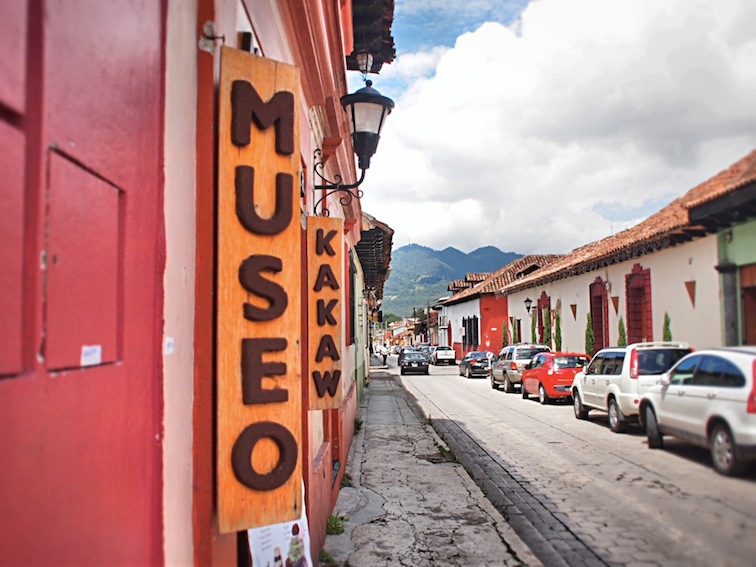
[247,484,312,567]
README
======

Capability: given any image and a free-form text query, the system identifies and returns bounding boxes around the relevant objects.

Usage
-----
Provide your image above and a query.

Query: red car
[522,352,590,404]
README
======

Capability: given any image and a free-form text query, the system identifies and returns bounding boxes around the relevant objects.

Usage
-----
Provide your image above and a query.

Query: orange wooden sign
[217,47,302,533]
[307,216,344,410]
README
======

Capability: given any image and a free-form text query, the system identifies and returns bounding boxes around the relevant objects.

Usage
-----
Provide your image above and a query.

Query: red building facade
[0,1,394,564]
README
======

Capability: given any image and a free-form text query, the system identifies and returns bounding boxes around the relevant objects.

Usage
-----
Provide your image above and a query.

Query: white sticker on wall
[80,345,102,367]
[164,337,175,355]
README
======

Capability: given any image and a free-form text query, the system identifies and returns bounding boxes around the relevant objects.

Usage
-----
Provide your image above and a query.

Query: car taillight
[748,360,756,414]
[510,362,518,371]
[630,349,638,379]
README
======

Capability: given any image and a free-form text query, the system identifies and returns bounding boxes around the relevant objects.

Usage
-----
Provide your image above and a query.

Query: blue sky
[393,0,528,52]
[353,0,756,254]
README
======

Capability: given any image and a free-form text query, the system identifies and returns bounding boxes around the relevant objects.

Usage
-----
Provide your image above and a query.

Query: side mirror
[660,373,671,386]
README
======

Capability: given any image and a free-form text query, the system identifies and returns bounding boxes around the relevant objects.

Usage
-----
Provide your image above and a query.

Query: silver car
[490,344,550,392]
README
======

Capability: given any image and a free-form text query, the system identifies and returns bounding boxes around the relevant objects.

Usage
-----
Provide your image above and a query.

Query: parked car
[522,352,590,404]
[490,344,551,392]
[638,347,756,476]
[459,351,492,379]
[571,342,693,433]
[431,345,456,365]
[400,352,430,375]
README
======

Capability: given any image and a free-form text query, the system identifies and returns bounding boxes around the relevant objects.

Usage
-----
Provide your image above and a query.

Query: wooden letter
[241,338,288,404]
[238,255,288,321]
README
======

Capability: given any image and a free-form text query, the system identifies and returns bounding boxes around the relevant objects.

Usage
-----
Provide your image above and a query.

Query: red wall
[0,2,165,564]
[480,295,509,353]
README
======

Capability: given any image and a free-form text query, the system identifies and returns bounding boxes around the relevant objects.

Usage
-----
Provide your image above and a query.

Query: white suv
[571,342,692,433]
[639,347,756,476]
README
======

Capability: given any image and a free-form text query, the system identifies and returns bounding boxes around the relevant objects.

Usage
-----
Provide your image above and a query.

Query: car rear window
[516,347,549,359]
[437,346,452,351]
[638,348,692,375]
[553,356,589,369]
[404,353,426,361]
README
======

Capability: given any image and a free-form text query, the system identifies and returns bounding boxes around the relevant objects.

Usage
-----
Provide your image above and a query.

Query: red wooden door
[0,2,164,564]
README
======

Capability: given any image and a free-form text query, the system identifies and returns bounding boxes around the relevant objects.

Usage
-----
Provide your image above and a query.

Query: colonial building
[0,1,395,565]
[498,150,756,354]
[438,255,561,358]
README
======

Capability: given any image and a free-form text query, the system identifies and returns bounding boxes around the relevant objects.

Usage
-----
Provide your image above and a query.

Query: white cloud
[361,0,756,254]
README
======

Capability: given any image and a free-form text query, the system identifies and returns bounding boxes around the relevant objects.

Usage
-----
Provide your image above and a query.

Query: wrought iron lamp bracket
[313,149,365,217]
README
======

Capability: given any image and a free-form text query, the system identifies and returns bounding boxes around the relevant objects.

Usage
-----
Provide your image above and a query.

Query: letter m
[231,80,294,155]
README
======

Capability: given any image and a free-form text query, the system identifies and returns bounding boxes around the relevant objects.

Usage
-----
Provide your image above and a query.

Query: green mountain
[381,244,523,317]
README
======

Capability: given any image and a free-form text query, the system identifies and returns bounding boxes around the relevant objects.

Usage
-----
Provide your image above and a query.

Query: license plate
[412,363,418,367]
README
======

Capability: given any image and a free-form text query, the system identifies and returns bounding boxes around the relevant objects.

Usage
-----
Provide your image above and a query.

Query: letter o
[231,421,298,491]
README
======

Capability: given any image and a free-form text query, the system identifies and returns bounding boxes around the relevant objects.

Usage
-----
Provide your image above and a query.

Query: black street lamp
[314,80,394,216]
[524,297,533,314]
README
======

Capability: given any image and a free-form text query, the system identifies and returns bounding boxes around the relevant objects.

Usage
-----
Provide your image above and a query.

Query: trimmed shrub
[585,313,594,356]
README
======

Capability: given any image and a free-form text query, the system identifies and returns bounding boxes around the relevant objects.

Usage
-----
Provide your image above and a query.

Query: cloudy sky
[352,0,756,254]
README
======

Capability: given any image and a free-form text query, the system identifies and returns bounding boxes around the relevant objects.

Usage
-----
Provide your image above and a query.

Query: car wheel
[400,369,405,375]
[538,384,549,405]
[466,367,472,379]
[490,374,498,390]
[710,423,745,476]
[522,385,529,399]
[608,399,627,433]
[645,406,663,449]
[459,366,463,376]
[424,369,429,375]
[503,374,513,393]
[573,390,588,419]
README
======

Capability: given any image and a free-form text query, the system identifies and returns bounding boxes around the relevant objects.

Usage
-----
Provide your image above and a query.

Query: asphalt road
[393,356,756,567]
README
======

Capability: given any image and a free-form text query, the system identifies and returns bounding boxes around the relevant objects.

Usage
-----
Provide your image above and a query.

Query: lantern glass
[355,52,374,75]
[348,101,388,135]
[340,81,394,170]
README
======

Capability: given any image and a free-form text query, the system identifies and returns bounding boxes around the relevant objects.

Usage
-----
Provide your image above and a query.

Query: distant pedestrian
[379,345,388,366]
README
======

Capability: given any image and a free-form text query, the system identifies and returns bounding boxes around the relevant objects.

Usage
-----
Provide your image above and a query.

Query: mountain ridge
[382,244,523,317]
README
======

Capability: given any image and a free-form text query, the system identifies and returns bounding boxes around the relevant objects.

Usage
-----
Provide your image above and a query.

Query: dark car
[459,351,492,379]
[397,347,420,364]
[400,352,429,375]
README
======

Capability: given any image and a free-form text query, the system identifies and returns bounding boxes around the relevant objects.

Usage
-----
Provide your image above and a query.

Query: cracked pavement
[322,374,541,566]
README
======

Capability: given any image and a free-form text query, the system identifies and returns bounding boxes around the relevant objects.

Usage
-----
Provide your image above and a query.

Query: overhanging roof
[346,0,396,73]
[354,212,394,298]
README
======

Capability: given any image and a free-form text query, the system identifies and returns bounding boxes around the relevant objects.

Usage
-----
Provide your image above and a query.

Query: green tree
[543,308,551,347]
[555,312,562,351]
[384,312,402,324]
[502,319,509,348]
[585,313,594,356]
[513,320,519,343]
[618,316,627,347]
[531,312,537,343]
[663,312,673,341]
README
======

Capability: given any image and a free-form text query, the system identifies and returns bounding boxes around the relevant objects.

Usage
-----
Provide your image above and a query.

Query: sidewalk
[320,361,542,566]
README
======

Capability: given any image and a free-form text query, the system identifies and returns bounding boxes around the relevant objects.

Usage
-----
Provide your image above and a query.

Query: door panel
[46,154,121,369]
[0,122,25,375]
[0,0,27,114]
[0,2,164,564]
[743,287,756,345]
